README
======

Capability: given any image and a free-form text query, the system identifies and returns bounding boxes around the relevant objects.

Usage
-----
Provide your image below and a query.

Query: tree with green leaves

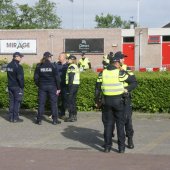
[15,4,37,29]
[0,0,17,29]
[95,13,136,29]
[0,0,61,29]
[34,0,61,29]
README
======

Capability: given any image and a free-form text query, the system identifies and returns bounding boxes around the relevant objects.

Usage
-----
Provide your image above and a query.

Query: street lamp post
[83,0,85,28]
[139,30,143,70]
[137,0,140,27]
[49,34,54,60]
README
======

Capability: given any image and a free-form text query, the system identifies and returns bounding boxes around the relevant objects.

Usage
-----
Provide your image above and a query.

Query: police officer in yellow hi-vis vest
[65,55,80,122]
[78,52,91,71]
[95,53,137,153]
[112,51,137,149]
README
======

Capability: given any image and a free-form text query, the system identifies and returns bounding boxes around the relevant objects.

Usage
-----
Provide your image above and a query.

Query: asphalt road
[0,111,170,170]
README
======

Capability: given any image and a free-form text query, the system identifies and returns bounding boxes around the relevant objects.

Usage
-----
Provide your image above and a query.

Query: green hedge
[0,71,170,113]
[132,71,170,113]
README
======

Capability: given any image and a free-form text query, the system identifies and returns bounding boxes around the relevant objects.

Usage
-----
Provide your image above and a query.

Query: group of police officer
[6,51,81,125]
[95,51,137,153]
[6,50,137,153]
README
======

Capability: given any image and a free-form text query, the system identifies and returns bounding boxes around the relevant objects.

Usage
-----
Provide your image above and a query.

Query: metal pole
[49,34,54,60]
[83,0,85,28]
[137,0,140,27]
[72,2,74,29]
[139,30,142,69]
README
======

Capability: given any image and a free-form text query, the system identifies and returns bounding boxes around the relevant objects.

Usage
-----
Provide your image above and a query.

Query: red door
[123,43,135,66]
[162,42,170,65]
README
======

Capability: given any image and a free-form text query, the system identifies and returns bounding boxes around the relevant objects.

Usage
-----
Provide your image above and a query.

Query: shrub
[132,71,170,113]
[0,71,170,113]
[0,59,8,66]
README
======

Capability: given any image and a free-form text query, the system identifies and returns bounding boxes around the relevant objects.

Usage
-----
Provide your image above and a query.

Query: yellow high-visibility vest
[79,58,90,69]
[101,69,124,96]
[66,64,80,85]
[121,64,134,87]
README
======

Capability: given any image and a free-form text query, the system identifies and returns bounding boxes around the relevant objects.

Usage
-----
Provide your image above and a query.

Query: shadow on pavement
[0,112,10,122]
[61,125,119,153]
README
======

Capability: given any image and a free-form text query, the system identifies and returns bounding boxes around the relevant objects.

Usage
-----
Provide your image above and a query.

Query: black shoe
[13,118,23,123]
[104,147,111,153]
[59,115,66,120]
[64,116,75,122]
[73,115,77,121]
[52,120,61,125]
[127,137,134,149]
[9,118,13,122]
[119,149,125,153]
[36,120,42,125]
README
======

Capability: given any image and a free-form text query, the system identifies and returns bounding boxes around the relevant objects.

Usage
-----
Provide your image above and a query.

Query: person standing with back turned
[34,52,61,125]
[95,54,136,153]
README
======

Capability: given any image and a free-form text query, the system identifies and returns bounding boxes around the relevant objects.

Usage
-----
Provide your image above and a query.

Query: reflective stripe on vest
[79,58,89,69]
[122,64,133,87]
[122,64,127,71]
[97,73,102,83]
[101,69,124,96]
[66,64,80,85]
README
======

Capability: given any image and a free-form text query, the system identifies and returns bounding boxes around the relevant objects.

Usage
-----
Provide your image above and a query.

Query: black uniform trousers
[102,95,125,150]
[58,86,68,116]
[68,85,79,117]
[112,95,134,138]
[124,96,134,137]
[8,87,23,120]
[37,85,58,121]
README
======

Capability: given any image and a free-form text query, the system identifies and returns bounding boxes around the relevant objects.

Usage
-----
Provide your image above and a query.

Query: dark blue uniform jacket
[6,59,24,89]
[34,60,61,90]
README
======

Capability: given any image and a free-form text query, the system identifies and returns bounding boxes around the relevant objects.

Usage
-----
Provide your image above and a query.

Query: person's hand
[56,90,61,96]
[124,89,128,93]
[95,100,102,109]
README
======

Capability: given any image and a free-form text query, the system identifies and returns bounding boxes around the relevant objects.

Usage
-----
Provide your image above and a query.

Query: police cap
[114,51,127,59]
[43,51,53,58]
[13,52,24,58]
[109,51,113,57]
[68,55,77,60]
[110,55,121,62]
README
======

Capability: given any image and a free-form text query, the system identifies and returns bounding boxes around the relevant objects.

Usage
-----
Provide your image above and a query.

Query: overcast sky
[14,0,170,29]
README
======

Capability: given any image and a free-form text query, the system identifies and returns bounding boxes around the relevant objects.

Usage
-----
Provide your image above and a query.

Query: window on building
[163,36,170,42]
[123,37,134,43]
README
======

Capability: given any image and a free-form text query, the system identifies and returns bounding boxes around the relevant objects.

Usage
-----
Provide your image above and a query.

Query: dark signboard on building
[64,38,104,54]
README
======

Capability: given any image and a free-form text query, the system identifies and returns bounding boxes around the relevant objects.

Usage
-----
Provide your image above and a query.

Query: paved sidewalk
[0,111,170,170]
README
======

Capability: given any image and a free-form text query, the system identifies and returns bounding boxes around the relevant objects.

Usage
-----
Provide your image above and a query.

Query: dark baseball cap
[68,55,77,60]
[114,51,127,59]
[13,52,24,58]
[109,51,113,56]
[110,55,121,62]
[43,51,53,58]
